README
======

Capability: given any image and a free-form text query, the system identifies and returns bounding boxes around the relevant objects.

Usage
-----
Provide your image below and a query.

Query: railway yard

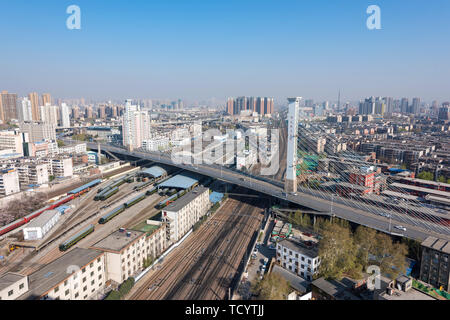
[129,190,267,300]
[0,169,169,276]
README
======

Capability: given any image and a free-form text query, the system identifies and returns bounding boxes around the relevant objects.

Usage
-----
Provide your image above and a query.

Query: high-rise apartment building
[39,104,59,126]
[98,104,106,119]
[84,106,93,119]
[41,93,52,106]
[1,91,18,122]
[359,97,385,115]
[122,100,151,150]
[410,97,421,114]
[383,97,394,114]
[28,92,40,121]
[226,97,274,116]
[438,102,450,122]
[60,103,71,128]
[400,98,409,113]
[16,97,33,122]
[72,106,80,120]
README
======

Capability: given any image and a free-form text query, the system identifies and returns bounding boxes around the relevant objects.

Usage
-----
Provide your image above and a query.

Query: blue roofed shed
[158,172,199,190]
[141,166,167,178]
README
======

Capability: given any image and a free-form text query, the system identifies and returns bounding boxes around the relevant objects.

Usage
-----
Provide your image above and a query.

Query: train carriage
[98,205,126,224]
[59,225,95,251]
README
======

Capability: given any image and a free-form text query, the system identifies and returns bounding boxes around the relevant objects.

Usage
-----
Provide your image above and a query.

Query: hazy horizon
[1,0,449,102]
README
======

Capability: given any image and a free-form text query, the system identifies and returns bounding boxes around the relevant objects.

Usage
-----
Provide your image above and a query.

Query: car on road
[394,225,407,231]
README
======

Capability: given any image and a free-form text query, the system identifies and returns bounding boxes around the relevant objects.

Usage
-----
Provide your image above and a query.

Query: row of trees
[417,171,449,184]
[0,193,47,226]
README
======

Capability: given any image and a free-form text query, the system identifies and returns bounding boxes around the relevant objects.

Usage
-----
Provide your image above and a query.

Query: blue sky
[0,0,449,103]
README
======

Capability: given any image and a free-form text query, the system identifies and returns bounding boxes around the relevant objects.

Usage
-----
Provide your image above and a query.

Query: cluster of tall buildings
[357,96,450,119]
[226,96,274,116]
[0,91,71,128]
[358,96,424,116]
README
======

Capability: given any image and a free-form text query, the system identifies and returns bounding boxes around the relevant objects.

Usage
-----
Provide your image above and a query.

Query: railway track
[130,198,242,299]
[130,192,265,300]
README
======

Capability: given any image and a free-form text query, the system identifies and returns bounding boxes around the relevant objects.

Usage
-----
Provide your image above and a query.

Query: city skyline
[1,0,449,102]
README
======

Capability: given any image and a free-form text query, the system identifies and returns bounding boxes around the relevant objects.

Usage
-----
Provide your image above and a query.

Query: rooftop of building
[164,186,209,213]
[379,287,435,300]
[278,238,319,258]
[271,264,310,293]
[140,166,167,178]
[0,272,27,291]
[390,183,450,197]
[158,172,199,190]
[421,236,450,254]
[91,229,145,253]
[312,277,362,300]
[25,209,60,229]
[20,248,103,300]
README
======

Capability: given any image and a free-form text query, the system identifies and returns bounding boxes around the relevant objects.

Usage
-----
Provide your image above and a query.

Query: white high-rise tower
[60,103,71,128]
[285,97,301,193]
[122,99,151,151]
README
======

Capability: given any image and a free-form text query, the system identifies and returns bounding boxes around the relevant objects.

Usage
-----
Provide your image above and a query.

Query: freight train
[0,179,102,237]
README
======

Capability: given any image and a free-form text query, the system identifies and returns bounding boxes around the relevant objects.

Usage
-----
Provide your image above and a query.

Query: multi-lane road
[87,142,450,241]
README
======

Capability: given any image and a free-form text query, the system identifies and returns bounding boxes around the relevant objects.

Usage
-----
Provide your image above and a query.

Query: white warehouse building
[23,209,61,241]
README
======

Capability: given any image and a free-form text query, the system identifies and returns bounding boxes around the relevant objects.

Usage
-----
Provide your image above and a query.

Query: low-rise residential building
[19,248,106,300]
[17,162,49,187]
[0,168,20,196]
[142,137,170,151]
[276,239,320,281]
[0,130,24,156]
[419,236,450,292]
[58,143,87,155]
[0,273,29,300]
[50,157,73,178]
[91,225,167,285]
[162,186,210,243]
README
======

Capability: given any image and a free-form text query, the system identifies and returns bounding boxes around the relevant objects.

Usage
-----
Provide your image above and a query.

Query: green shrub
[104,290,121,300]
[118,277,135,296]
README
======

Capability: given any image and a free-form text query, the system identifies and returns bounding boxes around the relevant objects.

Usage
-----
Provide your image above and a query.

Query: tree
[288,210,312,228]
[437,176,446,183]
[417,171,434,181]
[57,139,65,147]
[354,226,378,269]
[253,273,291,300]
[318,223,358,279]
[104,290,121,300]
[371,233,407,279]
